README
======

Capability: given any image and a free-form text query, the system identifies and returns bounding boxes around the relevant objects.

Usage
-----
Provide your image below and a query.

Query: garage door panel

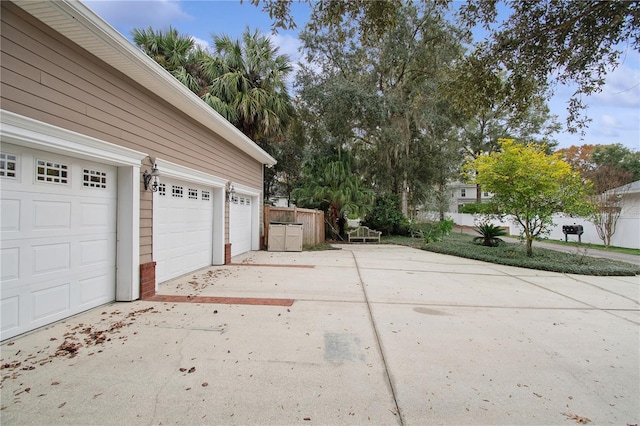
[33,242,70,274]
[1,247,20,281]
[1,296,20,334]
[2,271,116,330]
[154,178,214,283]
[33,200,71,229]
[79,238,112,266]
[32,282,71,321]
[79,273,112,305]
[79,202,114,229]
[229,196,253,257]
[2,233,116,285]
[1,191,115,239]
[1,198,21,233]
[0,144,117,340]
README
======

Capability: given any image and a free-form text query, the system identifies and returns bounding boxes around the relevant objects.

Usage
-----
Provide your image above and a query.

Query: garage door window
[172,185,183,198]
[188,188,198,199]
[1,152,18,179]
[36,159,69,184]
[82,168,107,189]
[202,190,210,201]
[158,183,166,196]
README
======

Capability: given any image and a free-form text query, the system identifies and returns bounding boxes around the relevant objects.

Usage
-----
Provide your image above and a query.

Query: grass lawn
[382,233,640,276]
[533,238,640,256]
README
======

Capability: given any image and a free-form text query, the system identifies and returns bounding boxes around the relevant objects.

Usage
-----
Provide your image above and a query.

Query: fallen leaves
[562,413,591,424]
[56,340,82,358]
[0,306,158,387]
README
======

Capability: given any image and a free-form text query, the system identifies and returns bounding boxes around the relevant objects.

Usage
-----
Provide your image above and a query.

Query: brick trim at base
[140,261,156,300]
[224,243,232,265]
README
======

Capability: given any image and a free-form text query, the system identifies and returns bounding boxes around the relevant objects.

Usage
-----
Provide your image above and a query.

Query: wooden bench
[347,226,382,243]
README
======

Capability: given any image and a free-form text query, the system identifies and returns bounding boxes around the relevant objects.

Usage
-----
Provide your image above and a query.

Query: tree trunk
[476,182,482,204]
[526,237,533,257]
[401,179,409,216]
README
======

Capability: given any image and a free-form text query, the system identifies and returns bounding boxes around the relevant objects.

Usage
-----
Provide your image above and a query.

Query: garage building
[0,0,276,340]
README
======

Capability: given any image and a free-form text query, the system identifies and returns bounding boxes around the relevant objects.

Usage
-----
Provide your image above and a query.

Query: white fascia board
[13,0,277,167]
[154,158,228,188]
[0,109,147,166]
[231,182,262,197]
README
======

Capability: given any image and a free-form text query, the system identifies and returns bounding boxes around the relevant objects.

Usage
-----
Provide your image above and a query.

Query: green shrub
[439,218,454,235]
[460,202,498,214]
[411,219,455,243]
[363,194,410,236]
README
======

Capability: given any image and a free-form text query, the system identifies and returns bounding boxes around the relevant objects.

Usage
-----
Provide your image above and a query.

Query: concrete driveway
[1,244,638,425]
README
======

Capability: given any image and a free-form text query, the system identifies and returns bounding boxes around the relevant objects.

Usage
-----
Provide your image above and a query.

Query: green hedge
[420,233,640,276]
[459,202,499,214]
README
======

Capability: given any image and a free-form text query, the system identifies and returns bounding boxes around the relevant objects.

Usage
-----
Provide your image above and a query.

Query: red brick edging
[227,263,315,268]
[143,294,294,306]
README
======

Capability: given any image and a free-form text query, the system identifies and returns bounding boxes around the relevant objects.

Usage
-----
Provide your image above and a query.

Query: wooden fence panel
[264,206,325,248]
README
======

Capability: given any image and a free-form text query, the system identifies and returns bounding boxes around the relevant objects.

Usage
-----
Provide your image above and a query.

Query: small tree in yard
[589,167,632,248]
[472,139,590,256]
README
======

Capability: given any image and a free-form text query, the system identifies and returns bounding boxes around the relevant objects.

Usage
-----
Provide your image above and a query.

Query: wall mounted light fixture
[226,182,236,202]
[143,163,160,192]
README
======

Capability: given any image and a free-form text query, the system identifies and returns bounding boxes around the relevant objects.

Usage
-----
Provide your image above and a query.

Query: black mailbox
[562,225,584,242]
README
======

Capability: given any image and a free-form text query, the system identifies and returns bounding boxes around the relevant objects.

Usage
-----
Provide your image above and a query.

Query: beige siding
[1,2,264,264]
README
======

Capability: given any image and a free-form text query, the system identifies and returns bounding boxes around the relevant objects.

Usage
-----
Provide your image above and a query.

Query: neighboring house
[0,1,276,340]
[447,181,493,212]
[269,195,291,208]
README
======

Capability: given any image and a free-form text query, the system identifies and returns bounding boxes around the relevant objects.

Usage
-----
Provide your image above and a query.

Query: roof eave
[12,0,277,166]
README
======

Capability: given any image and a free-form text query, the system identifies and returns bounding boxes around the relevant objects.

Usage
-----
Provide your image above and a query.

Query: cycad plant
[473,223,507,247]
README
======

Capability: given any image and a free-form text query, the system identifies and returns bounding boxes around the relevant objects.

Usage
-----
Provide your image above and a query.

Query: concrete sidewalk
[1,245,638,425]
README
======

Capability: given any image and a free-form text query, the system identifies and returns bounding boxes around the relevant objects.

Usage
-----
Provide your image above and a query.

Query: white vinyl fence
[446,213,640,249]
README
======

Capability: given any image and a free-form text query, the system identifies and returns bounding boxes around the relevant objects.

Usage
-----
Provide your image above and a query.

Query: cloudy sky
[84,0,639,151]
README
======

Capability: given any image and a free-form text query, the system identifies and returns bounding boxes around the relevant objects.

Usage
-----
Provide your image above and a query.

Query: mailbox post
[562,225,584,243]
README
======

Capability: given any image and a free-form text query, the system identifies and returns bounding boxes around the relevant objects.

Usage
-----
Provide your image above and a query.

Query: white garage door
[154,178,214,283]
[229,195,253,257]
[1,143,117,340]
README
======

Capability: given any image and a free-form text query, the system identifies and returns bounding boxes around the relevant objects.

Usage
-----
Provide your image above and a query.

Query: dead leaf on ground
[562,412,591,424]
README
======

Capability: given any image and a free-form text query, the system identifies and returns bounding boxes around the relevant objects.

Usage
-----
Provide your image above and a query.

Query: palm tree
[202,28,294,143]
[132,26,295,196]
[292,157,374,239]
[132,26,208,95]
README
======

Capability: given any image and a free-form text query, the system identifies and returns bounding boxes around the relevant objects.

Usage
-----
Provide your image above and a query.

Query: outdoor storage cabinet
[268,223,303,252]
